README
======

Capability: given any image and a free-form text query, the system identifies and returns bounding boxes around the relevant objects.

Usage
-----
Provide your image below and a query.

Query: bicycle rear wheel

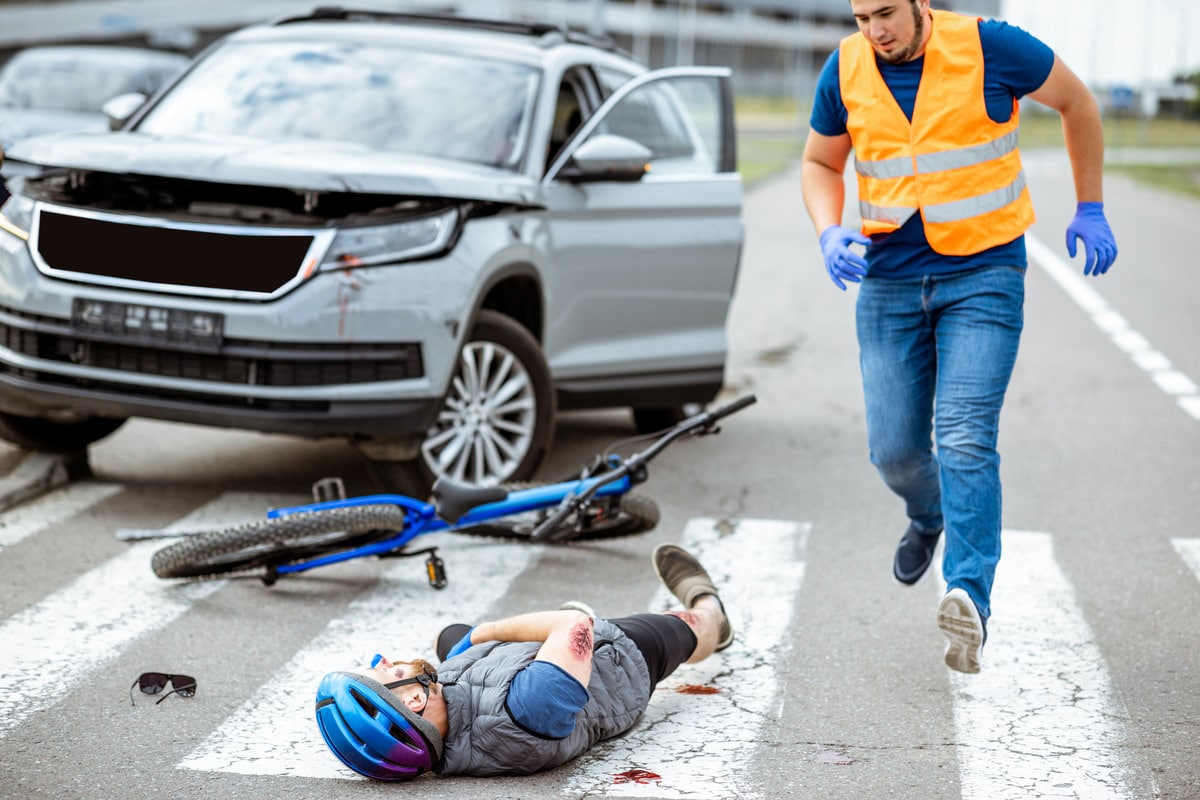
[455,486,659,542]
[151,505,408,581]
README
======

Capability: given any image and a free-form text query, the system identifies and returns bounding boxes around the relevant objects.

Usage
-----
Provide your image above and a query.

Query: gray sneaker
[936,588,986,674]
[652,544,733,651]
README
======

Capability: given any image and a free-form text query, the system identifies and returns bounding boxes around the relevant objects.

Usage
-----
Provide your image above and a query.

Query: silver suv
[0,10,743,493]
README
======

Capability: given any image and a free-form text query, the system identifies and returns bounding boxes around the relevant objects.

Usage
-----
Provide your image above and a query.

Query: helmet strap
[383,664,439,701]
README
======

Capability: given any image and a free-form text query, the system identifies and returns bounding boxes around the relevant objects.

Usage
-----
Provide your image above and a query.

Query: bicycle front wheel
[455,487,660,542]
[151,505,408,581]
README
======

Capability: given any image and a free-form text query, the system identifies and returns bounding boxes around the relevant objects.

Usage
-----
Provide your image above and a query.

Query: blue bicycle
[150,395,756,586]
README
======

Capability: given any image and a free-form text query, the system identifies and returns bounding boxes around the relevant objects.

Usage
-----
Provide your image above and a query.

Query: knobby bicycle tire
[454,486,660,542]
[151,505,408,580]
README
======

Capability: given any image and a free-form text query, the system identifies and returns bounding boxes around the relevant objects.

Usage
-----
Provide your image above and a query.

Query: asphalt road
[1,151,1197,800]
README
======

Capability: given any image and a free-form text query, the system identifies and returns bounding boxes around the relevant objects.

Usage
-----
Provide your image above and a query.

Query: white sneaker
[559,600,596,618]
[936,588,985,674]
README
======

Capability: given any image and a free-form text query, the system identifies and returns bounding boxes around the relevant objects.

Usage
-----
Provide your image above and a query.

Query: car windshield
[0,53,161,113]
[136,40,540,170]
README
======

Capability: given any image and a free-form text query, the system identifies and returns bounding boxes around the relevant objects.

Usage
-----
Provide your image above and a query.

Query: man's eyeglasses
[129,672,197,706]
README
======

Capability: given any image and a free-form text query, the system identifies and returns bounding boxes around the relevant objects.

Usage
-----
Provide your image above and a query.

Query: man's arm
[800,128,855,233]
[464,609,594,685]
[1027,54,1104,203]
[1027,53,1117,274]
[802,129,871,289]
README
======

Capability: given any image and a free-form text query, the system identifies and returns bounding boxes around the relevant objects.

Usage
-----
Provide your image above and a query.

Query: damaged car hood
[9,131,541,206]
[0,109,107,151]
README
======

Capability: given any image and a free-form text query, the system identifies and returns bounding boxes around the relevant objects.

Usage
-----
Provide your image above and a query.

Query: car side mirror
[558,134,652,183]
[102,92,148,130]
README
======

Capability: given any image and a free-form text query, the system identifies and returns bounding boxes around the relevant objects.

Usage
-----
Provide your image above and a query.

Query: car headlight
[320,207,459,271]
[0,191,33,241]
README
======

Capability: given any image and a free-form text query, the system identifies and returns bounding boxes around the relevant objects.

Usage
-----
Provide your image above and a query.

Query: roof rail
[270,7,630,57]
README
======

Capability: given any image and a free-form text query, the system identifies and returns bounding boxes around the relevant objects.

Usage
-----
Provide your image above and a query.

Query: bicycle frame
[148,393,755,586]
[263,472,635,576]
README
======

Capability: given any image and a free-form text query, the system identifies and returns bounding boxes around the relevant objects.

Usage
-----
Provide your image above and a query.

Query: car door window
[547,79,586,167]
[550,68,734,179]
[596,82,695,163]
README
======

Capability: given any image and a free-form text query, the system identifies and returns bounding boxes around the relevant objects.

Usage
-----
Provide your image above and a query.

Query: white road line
[1171,538,1200,581]
[564,518,809,799]
[0,482,122,550]
[0,492,298,740]
[949,530,1151,799]
[1026,234,1200,422]
[178,533,544,778]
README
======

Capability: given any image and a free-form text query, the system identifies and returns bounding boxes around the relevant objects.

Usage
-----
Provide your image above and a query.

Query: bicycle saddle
[431,478,509,523]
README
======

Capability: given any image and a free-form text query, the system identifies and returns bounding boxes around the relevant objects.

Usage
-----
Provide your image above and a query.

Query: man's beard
[877,2,926,64]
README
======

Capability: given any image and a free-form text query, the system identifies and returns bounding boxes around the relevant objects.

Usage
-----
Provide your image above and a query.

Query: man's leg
[605,547,730,691]
[930,265,1024,673]
[856,276,944,582]
[652,544,732,655]
[667,596,726,663]
[931,265,1024,621]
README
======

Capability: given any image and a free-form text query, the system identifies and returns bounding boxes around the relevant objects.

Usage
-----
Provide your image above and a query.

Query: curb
[0,449,89,514]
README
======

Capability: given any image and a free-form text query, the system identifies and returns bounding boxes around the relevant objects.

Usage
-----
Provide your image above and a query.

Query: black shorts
[609,613,697,691]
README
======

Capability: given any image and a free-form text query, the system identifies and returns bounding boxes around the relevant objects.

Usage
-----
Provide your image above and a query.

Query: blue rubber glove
[819,224,870,290]
[1065,202,1117,276]
[445,627,475,659]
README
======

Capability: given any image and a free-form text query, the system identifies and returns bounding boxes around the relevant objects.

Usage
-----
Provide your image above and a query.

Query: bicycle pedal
[425,551,447,590]
[311,476,347,503]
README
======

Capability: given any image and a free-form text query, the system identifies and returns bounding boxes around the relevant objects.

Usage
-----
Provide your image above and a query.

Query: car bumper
[0,225,477,440]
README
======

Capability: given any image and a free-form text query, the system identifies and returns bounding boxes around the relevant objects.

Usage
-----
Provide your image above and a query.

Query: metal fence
[0,0,1003,101]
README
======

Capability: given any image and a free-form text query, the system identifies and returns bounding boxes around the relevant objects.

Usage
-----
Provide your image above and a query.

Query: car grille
[0,307,424,397]
[33,207,325,299]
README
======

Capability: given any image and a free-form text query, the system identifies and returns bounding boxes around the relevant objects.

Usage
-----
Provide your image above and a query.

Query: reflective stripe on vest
[855,129,1020,180]
[839,10,1035,255]
[861,168,1029,228]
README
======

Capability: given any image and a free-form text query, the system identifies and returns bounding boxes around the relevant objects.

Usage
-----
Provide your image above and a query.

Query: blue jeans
[856,266,1025,619]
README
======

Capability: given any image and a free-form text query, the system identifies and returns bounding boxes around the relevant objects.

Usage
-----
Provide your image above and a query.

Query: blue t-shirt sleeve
[979,19,1055,100]
[506,661,589,739]
[809,49,847,136]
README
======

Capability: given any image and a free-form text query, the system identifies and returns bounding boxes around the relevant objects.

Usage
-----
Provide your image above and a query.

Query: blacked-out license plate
[72,298,224,350]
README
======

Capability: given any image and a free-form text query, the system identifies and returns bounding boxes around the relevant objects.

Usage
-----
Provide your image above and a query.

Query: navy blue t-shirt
[810,19,1055,277]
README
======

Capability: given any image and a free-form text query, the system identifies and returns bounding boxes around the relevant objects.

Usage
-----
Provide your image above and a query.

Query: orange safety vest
[839,9,1035,256]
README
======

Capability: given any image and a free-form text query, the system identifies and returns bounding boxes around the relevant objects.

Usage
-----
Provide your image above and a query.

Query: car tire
[367,310,555,496]
[0,412,127,452]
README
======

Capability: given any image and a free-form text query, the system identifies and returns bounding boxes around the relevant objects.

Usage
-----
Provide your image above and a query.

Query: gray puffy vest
[435,619,651,776]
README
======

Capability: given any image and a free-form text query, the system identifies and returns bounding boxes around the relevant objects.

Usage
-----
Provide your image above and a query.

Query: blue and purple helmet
[315,671,444,781]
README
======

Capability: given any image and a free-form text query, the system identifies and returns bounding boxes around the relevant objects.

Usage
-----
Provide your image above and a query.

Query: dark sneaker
[936,588,986,674]
[652,544,733,651]
[435,623,473,662]
[893,523,942,585]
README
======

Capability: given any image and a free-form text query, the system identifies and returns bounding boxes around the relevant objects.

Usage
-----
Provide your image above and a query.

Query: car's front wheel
[367,310,554,496]
[0,412,127,452]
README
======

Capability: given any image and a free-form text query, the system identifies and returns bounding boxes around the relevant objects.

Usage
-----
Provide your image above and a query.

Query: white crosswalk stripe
[1,487,1194,796]
[1172,538,1200,582]
[0,481,122,550]
[948,530,1151,800]
[178,533,544,778]
[563,518,808,799]
[0,491,301,740]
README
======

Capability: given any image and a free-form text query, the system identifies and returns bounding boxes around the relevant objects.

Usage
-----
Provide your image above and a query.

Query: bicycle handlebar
[706,393,757,423]
[528,394,756,542]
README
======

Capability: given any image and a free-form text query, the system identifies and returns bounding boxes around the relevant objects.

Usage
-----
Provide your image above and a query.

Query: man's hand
[1066,202,1117,276]
[819,224,870,290]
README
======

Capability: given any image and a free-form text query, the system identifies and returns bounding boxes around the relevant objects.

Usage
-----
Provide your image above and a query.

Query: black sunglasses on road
[130,672,197,706]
